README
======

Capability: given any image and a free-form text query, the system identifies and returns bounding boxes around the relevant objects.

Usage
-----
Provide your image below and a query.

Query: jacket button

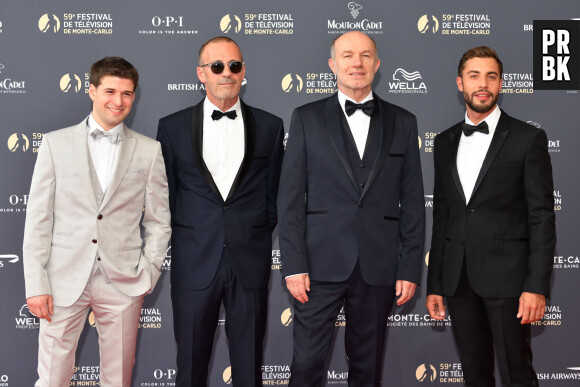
[97,257,101,261]
[223,205,229,210]
[358,202,363,208]
[97,214,103,220]
[466,207,473,214]
[92,239,97,244]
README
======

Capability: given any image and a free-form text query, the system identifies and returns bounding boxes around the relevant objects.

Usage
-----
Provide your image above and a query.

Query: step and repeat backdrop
[1,1,579,386]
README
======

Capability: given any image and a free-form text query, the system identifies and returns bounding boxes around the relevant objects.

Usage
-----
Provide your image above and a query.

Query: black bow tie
[462,121,489,136]
[211,110,237,121]
[345,100,374,117]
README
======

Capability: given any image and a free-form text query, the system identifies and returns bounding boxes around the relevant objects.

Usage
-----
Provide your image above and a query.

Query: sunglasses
[199,60,244,74]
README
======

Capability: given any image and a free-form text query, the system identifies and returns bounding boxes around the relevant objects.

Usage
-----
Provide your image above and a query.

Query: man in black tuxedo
[157,36,284,386]
[426,46,556,386]
[278,31,425,386]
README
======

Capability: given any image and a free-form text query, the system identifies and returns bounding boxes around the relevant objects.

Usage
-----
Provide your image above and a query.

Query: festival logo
[281,74,303,93]
[418,13,491,36]
[281,308,293,326]
[38,14,61,33]
[40,12,113,35]
[262,365,291,384]
[220,14,242,34]
[223,366,232,384]
[7,133,29,152]
[418,15,439,34]
[60,73,83,93]
[416,363,437,382]
[272,249,281,270]
[501,73,533,94]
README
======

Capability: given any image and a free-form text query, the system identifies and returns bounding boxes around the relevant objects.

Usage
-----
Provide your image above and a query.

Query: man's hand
[395,280,417,306]
[286,274,310,303]
[27,295,54,322]
[517,292,545,324]
[426,294,446,320]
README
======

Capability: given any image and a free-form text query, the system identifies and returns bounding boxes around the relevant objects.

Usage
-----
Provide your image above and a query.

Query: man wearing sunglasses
[157,36,284,386]
[278,31,425,386]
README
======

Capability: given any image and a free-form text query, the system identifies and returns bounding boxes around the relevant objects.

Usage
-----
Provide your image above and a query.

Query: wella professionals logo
[388,68,428,94]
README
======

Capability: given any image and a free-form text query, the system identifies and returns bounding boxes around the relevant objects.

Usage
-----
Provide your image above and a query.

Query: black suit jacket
[157,99,284,290]
[278,93,425,286]
[427,111,556,298]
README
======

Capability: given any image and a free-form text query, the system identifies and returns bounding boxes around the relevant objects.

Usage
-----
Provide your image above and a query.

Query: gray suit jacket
[23,118,171,307]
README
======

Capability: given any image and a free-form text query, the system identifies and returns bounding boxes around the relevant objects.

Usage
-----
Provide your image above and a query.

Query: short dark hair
[198,36,243,65]
[458,46,503,77]
[89,57,139,90]
[330,31,378,59]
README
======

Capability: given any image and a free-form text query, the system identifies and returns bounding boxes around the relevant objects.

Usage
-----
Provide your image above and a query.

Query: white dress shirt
[87,114,122,193]
[456,105,501,203]
[202,98,244,200]
[338,90,373,158]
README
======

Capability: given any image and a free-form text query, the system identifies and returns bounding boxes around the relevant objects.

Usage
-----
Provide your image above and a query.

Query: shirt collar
[464,105,501,137]
[204,97,241,119]
[87,113,124,136]
[338,90,373,116]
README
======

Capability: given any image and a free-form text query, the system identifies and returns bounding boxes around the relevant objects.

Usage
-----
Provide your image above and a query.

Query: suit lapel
[190,100,222,201]
[324,94,357,190]
[469,111,509,203]
[100,125,136,210]
[448,123,466,204]
[361,96,393,200]
[72,119,99,212]
[225,100,255,201]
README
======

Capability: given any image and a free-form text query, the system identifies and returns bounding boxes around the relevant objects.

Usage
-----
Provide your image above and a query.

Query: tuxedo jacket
[427,111,556,298]
[278,93,425,286]
[23,119,171,307]
[156,99,284,290]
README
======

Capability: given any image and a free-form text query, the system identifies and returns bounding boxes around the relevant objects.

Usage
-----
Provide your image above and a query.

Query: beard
[464,89,498,114]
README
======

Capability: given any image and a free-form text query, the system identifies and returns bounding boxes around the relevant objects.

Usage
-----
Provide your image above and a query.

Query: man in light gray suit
[23,57,171,387]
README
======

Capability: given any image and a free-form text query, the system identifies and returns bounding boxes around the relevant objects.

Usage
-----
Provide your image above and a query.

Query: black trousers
[171,256,268,387]
[446,261,539,387]
[289,262,396,387]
